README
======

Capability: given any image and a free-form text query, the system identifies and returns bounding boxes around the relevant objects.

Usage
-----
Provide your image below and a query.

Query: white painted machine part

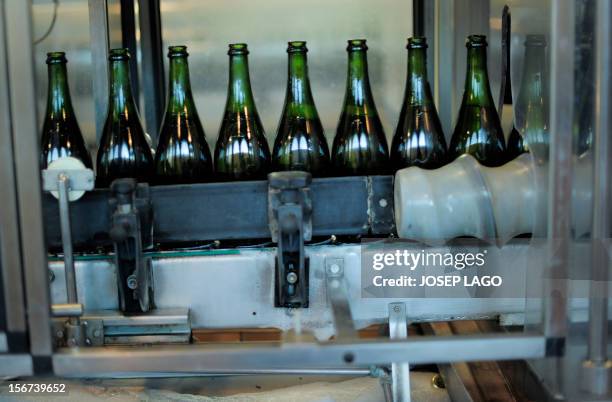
[394,153,594,246]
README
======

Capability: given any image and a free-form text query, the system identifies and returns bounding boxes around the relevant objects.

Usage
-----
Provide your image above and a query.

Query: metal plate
[49,244,529,340]
[43,176,395,248]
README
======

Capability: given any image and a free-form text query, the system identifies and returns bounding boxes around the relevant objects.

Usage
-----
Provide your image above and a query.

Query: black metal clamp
[268,171,312,308]
[108,179,154,314]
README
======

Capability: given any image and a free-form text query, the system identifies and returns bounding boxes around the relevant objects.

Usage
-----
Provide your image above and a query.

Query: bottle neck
[46,63,74,119]
[166,56,195,114]
[463,46,494,106]
[405,47,432,106]
[226,54,256,112]
[108,59,138,117]
[344,50,375,109]
[286,52,315,104]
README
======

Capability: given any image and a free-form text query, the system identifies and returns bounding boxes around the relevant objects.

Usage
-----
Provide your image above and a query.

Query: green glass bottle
[40,52,93,169]
[96,48,153,188]
[332,39,389,176]
[507,35,548,160]
[154,46,213,184]
[391,37,447,170]
[214,43,271,181]
[450,35,506,167]
[273,41,330,176]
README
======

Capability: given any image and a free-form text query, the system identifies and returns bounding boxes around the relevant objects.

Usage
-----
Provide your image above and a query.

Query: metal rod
[0,0,27,334]
[326,265,358,339]
[544,0,575,340]
[88,0,110,141]
[88,368,373,378]
[389,303,411,402]
[51,303,84,318]
[53,334,547,376]
[137,0,165,138]
[587,0,611,365]
[120,0,140,101]
[58,175,79,326]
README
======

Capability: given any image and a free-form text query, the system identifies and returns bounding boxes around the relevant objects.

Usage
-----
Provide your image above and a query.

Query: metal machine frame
[0,1,610,401]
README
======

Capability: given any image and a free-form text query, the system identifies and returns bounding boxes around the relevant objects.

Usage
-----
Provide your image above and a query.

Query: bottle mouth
[168,45,189,58]
[407,37,427,49]
[287,41,307,53]
[46,51,67,64]
[228,43,249,55]
[525,34,547,47]
[347,39,368,52]
[466,34,487,48]
[109,48,130,61]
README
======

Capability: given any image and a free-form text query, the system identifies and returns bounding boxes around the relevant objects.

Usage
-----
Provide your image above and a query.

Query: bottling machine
[0,0,610,400]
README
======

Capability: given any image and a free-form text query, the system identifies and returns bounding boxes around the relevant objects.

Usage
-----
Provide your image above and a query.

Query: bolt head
[286,272,298,284]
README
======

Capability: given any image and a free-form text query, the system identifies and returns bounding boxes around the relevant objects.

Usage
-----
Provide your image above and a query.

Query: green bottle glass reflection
[154,46,212,184]
[40,52,92,169]
[273,41,330,176]
[96,48,153,188]
[450,35,506,167]
[391,37,447,170]
[332,39,389,176]
[214,43,271,181]
[507,35,548,160]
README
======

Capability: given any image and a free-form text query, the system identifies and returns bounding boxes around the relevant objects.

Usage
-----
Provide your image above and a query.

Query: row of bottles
[41,35,548,187]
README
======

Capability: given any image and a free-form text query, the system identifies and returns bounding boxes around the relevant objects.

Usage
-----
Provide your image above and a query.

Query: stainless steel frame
[0,0,27,338]
[0,1,610,401]
[3,0,52,357]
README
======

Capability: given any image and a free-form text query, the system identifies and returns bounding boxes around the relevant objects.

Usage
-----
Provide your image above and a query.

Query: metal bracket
[43,162,94,347]
[325,258,357,339]
[388,302,411,402]
[109,179,154,313]
[268,171,312,308]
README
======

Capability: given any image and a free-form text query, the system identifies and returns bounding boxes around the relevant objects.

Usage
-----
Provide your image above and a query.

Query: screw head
[127,275,138,289]
[286,272,298,284]
[56,330,64,338]
[93,329,101,338]
[378,198,388,208]
[393,305,401,313]
[85,338,92,346]
[329,264,340,274]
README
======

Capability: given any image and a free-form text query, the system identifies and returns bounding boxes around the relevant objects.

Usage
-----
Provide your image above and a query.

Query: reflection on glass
[508,34,549,162]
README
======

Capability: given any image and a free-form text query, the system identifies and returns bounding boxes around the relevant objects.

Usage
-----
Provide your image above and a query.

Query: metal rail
[52,334,547,376]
